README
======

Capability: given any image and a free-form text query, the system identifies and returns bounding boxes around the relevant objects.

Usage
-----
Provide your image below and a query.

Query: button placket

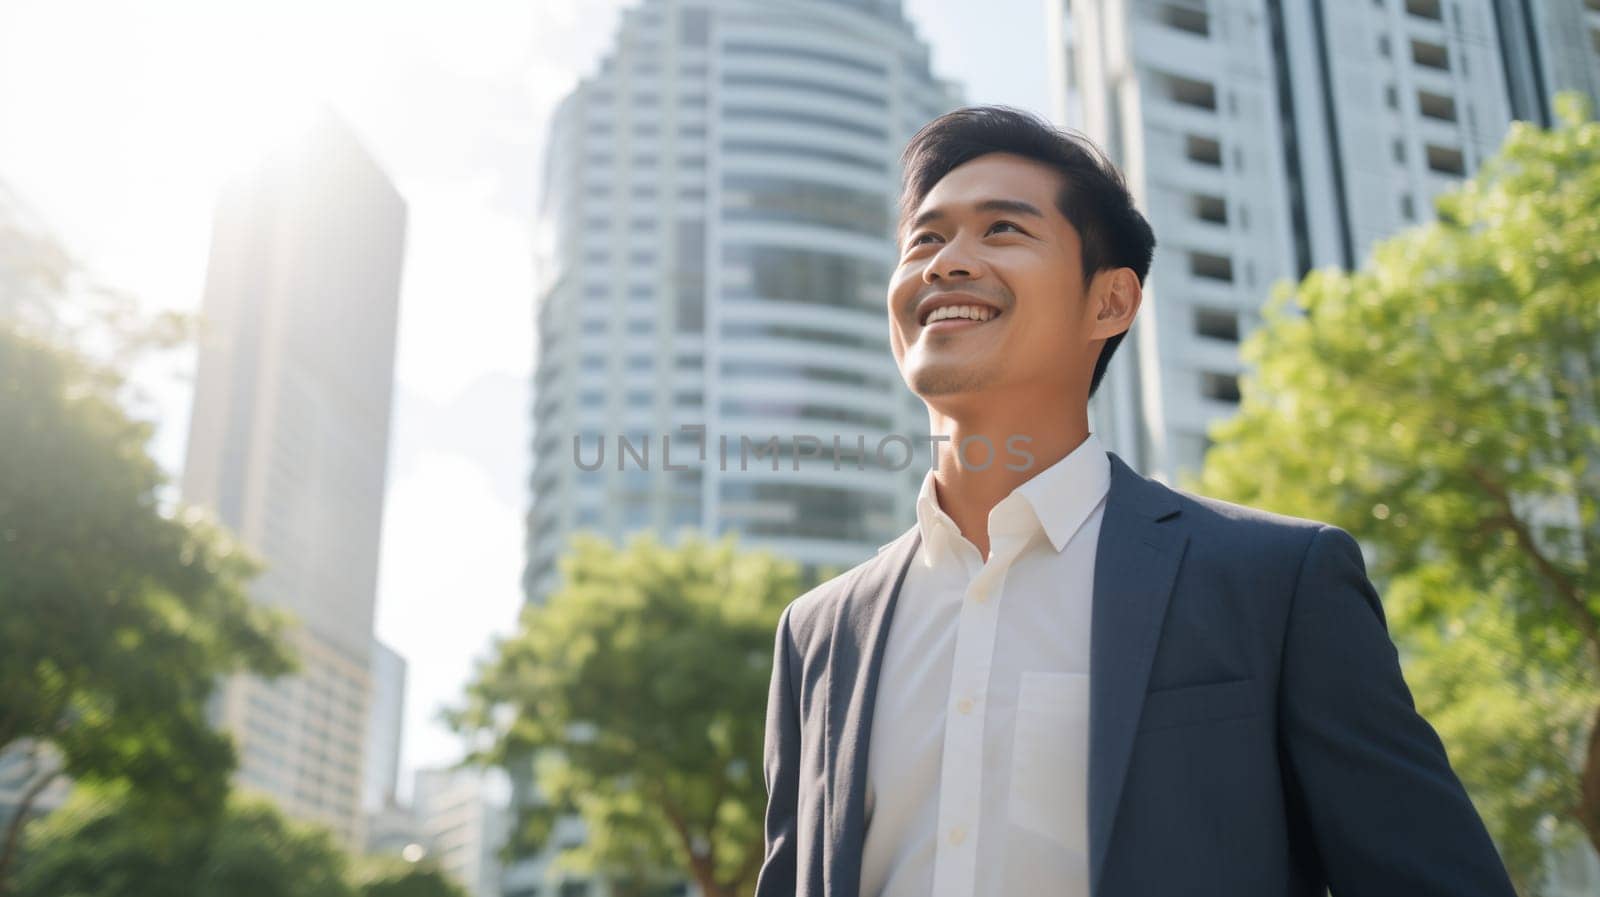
[930,563,1006,896]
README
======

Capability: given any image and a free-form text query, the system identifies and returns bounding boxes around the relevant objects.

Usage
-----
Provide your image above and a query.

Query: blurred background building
[365,639,408,814]
[522,0,959,606]
[180,109,407,849]
[1050,0,1600,484]
[412,766,511,897]
[517,0,956,892]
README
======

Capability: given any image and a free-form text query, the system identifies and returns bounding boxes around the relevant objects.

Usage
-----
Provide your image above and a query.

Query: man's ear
[1090,268,1141,339]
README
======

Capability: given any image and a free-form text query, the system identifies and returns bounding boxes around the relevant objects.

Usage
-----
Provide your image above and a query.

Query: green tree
[12,786,354,897]
[451,534,806,897]
[1195,93,1600,889]
[0,322,291,890]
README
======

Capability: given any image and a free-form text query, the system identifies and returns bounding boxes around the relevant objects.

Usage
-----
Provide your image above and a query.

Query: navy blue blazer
[755,452,1514,896]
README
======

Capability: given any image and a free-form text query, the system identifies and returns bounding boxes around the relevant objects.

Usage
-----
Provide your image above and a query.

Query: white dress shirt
[859,433,1110,897]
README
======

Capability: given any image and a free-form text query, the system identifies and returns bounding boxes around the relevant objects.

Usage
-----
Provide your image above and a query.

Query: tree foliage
[0,322,291,887]
[452,534,807,897]
[12,786,354,897]
[1195,93,1600,890]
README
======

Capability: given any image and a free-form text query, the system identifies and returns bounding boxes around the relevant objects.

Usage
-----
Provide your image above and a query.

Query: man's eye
[988,221,1023,235]
[909,232,942,246]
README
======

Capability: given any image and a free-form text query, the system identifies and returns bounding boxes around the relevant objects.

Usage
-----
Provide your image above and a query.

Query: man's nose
[924,236,983,283]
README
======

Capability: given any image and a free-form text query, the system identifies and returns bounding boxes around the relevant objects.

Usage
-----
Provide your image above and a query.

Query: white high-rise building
[523,0,959,608]
[515,2,956,894]
[1049,0,1600,484]
[1050,1,1599,889]
[182,109,406,848]
[413,766,511,897]
[364,639,407,813]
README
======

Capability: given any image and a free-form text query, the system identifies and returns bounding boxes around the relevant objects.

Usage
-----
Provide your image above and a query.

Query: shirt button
[956,696,975,714]
[949,826,967,846]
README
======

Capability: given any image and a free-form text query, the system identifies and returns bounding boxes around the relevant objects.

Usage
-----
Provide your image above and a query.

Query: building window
[1411,38,1449,70]
[1399,193,1416,221]
[1417,90,1457,122]
[724,105,888,140]
[1425,144,1466,175]
[1194,306,1240,342]
[679,8,710,46]
[1200,371,1242,403]
[1189,251,1234,283]
[1405,0,1442,20]
[723,41,887,77]
[722,174,890,235]
[1185,134,1223,167]
[721,139,884,173]
[1165,74,1218,111]
[1377,34,1391,57]
[1393,138,1407,163]
[1191,193,1228,225]
[1157,3,1209,36]
[1385,83,1399,109]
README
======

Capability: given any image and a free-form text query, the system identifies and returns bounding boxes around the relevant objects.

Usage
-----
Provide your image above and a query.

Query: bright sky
[0,0,1052,793]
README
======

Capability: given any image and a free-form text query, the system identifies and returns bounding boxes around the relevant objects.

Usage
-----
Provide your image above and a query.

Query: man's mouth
[920,303,1002,332]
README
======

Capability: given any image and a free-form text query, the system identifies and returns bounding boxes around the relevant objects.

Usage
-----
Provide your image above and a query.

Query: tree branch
[655,789,715,895]
[1468,464,1600,668]
[0,752,61,895]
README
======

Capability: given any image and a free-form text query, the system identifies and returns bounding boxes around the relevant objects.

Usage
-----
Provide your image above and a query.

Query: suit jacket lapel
[1088,454,1188,894]
[824,528,921,897]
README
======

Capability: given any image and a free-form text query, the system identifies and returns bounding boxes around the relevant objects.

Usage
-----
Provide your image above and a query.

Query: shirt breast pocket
[1008,671,1090,852]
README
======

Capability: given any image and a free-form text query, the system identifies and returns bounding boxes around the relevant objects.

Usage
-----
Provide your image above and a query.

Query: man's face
[888,153,1099,410]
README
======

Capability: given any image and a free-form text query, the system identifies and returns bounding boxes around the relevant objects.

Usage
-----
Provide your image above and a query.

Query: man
[754,107,1514,897]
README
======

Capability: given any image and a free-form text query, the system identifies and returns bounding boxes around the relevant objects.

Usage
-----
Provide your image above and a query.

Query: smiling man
[753,107,1514,897]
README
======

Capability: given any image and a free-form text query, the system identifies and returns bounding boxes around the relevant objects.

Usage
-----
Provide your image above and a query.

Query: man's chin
[907,363,993,399]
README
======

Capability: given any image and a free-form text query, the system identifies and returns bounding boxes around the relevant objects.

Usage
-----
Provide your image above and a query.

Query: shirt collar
[913,432,1111,564]
[1013,431,1111,552]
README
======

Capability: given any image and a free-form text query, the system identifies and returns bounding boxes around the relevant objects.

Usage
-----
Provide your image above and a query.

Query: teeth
[924,304,997,324]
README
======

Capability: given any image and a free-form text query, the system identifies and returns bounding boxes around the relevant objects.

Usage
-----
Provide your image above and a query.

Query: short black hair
[898,106,1156,398]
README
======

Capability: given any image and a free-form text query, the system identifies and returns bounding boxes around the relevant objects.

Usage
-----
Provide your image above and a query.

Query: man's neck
[926,401,1091,560]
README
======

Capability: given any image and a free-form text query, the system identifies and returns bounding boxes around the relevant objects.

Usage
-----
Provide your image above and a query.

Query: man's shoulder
[1110,451,1331,547]
[779,526,917,645]
[1159,481,1352,577]
[1172,487,1328,538]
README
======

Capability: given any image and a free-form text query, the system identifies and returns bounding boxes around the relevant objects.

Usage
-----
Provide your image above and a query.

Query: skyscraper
[514,2,956,893]
[413,766,511,897]
[523,0,959,609]
[182,109,406,847]
[1049,0,1600,483]
[365,639,408,813]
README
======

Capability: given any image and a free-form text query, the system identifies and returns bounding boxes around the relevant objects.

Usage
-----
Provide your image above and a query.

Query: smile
[920,303,1001,332]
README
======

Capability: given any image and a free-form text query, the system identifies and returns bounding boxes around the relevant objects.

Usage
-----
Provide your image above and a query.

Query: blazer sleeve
[1278,525,1517,896]
[755,604,800,897]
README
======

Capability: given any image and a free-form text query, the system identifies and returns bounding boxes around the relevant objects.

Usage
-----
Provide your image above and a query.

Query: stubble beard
[909,359,994,397]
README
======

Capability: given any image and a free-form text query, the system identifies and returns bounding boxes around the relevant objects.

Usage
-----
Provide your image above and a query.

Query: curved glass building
[525,0,959,607]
